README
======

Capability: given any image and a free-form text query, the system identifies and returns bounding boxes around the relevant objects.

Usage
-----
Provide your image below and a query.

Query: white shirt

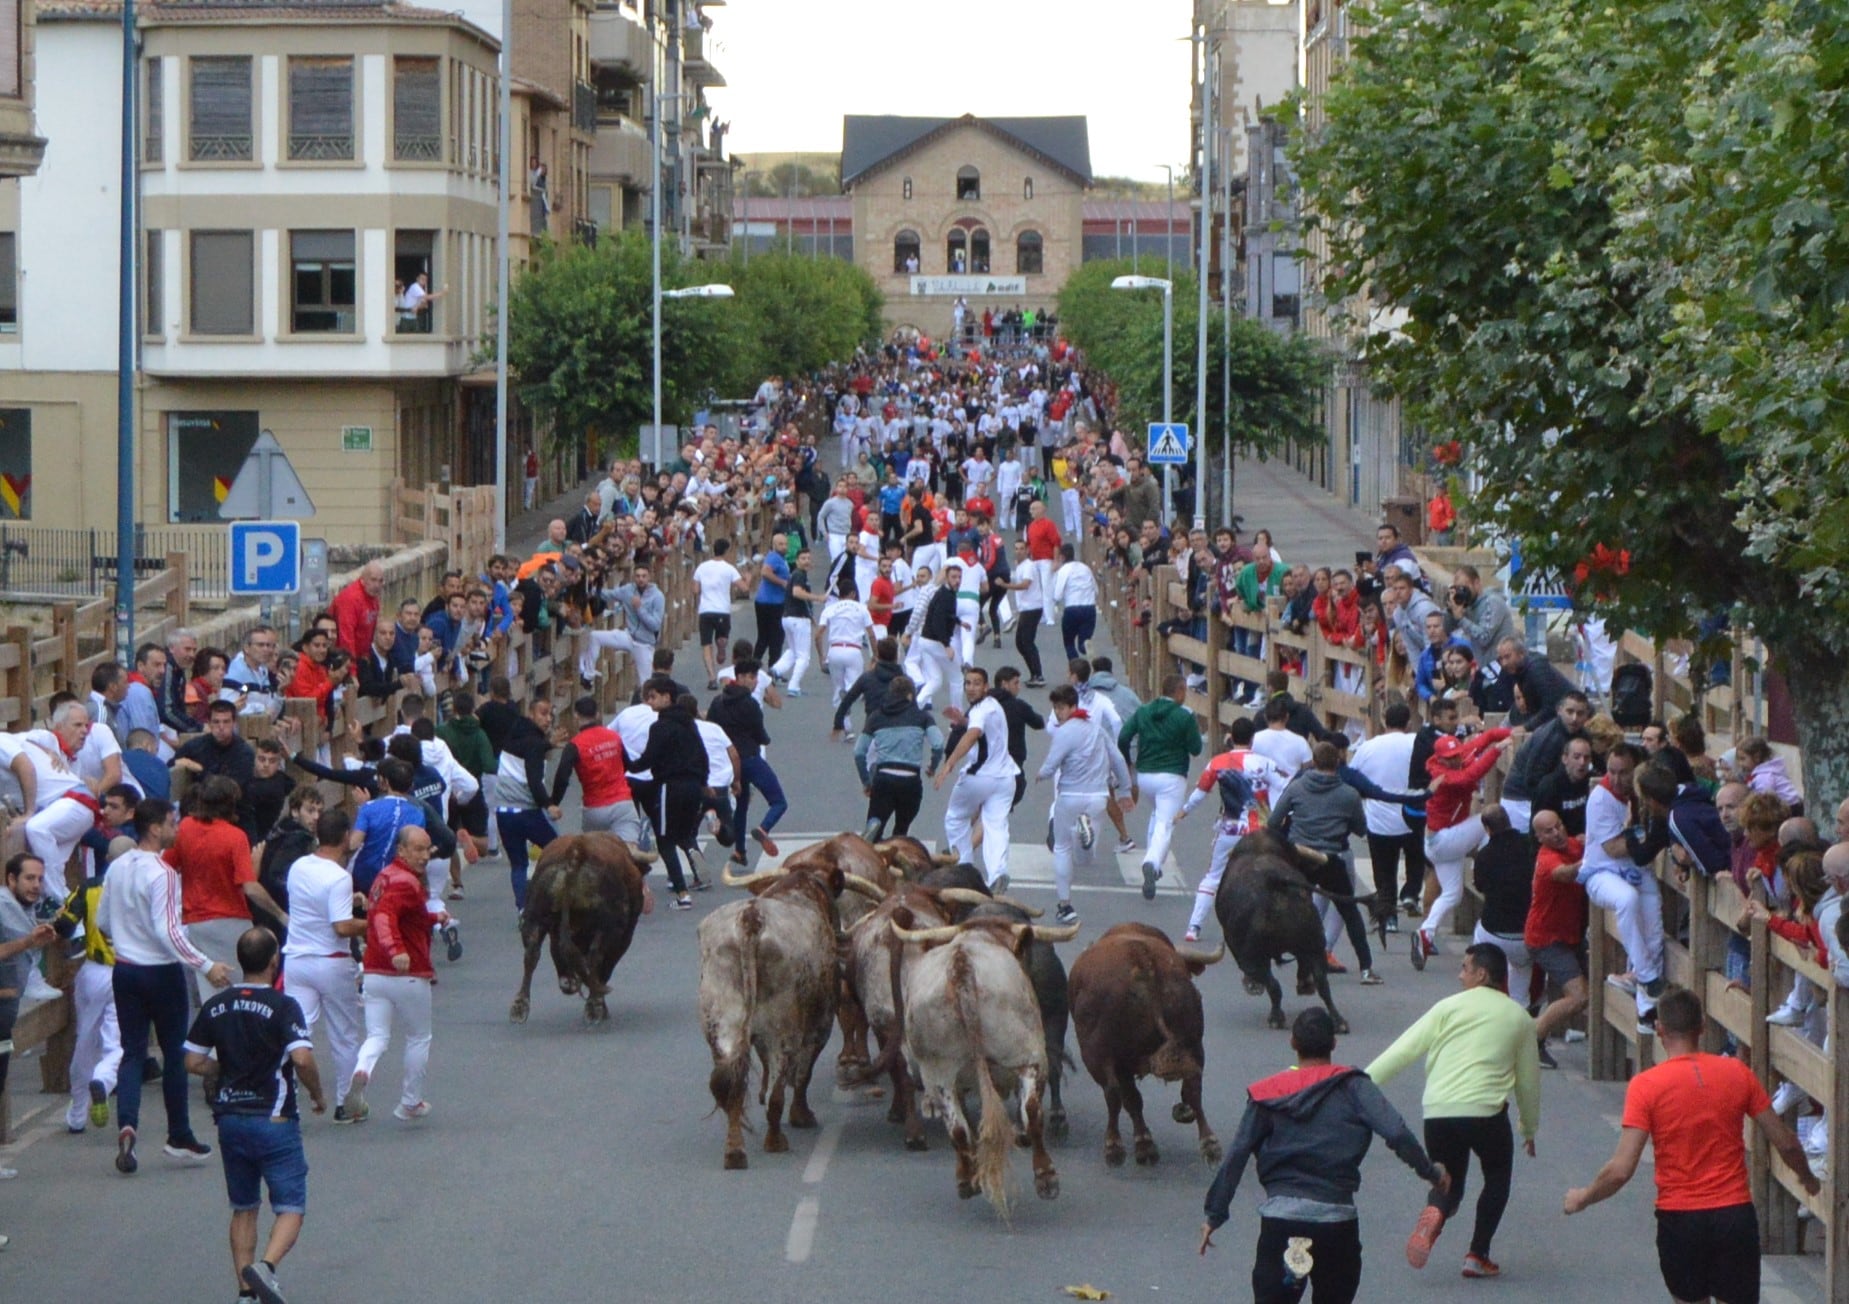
[695,718,734,787]
[953,560,987,605]
[1251,727,1314,783]
[76,720,125,793]
[962,457,994,492]
[1348,731,1417,836]
[820,598,875,647]
[889,558,917,613]
[1,730,87,807]
[96,848,212,970]
[283,853,356,958]
[853,530,882,591]
[1578,780,1633,881]
[961,696,1019,780]
[995,459,1024,509]
[1051,561,1098,609]
[716,663,771,707]
[611,702,658,781]
[1012,560,1045,612]
[390,725,481,803]
[693,559,743,615]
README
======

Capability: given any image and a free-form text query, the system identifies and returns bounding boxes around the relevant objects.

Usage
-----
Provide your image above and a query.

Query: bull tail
[843,938,910,1088]
[707,902,763,1117]
[1307,884,1371,906]
[950,944,1013,1220]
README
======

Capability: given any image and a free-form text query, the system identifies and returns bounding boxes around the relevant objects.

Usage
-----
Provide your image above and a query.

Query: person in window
[396,272,444,334]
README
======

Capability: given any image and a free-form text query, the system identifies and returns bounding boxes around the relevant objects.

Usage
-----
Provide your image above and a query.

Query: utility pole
[1194,32,1214,530]
[114,0,137,656]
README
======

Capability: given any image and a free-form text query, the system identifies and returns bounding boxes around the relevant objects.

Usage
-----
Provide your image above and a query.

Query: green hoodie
[437,713,496,778]
[1117,696,1203,776]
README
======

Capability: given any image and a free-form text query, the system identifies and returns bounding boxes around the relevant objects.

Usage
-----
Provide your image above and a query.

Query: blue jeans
[112,960,200,1145]
[1061,605,1097,661]
[733,754,788,847]
[495,807,560,911]
[217,1113,308,1214]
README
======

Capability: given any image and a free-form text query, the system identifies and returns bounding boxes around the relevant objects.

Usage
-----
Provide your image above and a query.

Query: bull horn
[891,920,963,945]
[992,895,1044,919]
[1176,941,1226,966]
[1291,843,1329,865]
[1021,921,1081,943]
[722,867,783,890]
[842,873,887,901]
[930,851,958,867]
[936,888,992,906]
[626,847,661,866]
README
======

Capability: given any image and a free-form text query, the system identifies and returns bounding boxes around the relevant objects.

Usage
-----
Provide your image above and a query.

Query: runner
[1036,684,1132,926]
[1119,673,1204,901]
[1175,718,1288,942]
[347,826,437,1124]
[769,546,820,697]
[551,695,641,844]
[818,570,877,713]
[935,667,1018,892]
[280,809,367,1123]
[692,538,747,690]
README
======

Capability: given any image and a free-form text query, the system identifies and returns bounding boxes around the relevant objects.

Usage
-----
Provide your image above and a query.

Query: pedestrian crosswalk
[739,833,1190,895]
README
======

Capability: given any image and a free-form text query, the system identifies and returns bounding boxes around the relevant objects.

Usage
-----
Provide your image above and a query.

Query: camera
[1450,584,1472,607]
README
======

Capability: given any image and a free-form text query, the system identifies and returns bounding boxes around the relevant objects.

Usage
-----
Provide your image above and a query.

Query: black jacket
[1472,829,1533,934]
[358,648,403,701]
[255,816,317,937]
[634,705,707,785]
[1504,719,1583,801]
[1532,767,1591,837]
[708,684,771,760]
[500,716,553,809]
[834,659,903,731]
[919,586,959,645]
[566,507,601,545]
[173,733,256,793]
[991,687,1045,764]
[476,699,521,757]
[1507,655,1573,728]
[1252,691,1338,745]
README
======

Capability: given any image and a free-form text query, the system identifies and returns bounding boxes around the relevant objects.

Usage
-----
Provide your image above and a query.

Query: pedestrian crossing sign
[1147,422,1190,465]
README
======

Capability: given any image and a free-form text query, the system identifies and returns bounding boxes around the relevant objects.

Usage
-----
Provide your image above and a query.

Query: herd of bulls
[505,827,1359,1219]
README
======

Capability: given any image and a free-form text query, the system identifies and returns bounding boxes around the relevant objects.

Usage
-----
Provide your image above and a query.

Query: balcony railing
[191,134,253,162]
[573,81,598,134]
[395,133,442,163]
[288,133,354,161]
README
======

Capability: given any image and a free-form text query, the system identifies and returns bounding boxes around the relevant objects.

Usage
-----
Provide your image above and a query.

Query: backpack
[1610,662,1653,728]
[1216,763,1260,826]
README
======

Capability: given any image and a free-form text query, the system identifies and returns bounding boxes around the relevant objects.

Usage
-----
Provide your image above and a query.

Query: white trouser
[826,646,865,708]
[913,638,957,710]
[827,533,848,564]
[187,917,248,1006]
[425,858,450,916]
[1050,791,1110,899]
[954,601,981,664]
[945,772,1014,887]
[1189,827,1244,934]
[773,617,812,688]
[1035,559,1056,603]
[357,973,433,1109]
[1500,798,1533,835]
[286,953,363,1107]
[856,565,879,604]
[1061,488,1082,535]
[1583,869,1665,988]
[481,773,500,851]
[1422,816,1486,941]
[1137,772,1189,872]
[580,627,643,679]
[26,797,94,900]
[584,802,644,844]
[1472,923,1533,1006]
[67,960,122,1118]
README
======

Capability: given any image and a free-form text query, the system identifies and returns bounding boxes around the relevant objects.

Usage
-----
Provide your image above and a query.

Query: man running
[1036,684,1132,926]
[935,667,1018,892]
[1119,673,1204,901]
[280,810,367,1123]
[552,695,641,844]
[347,826,436,1124]
[708,660,785,860]
[1175,719,1287,942]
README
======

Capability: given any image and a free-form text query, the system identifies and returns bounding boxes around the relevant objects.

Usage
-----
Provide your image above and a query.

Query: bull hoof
[1333,1016,1350,1035]
[1201,1135,1223,1165]
[1048,1107,1069,1140]
[1295,976,1316,996]
[585,999,608,1024]
[1014,1130,1031,1150]
[1103,1140,1126,1168]
[904,1134,928,1152]
[789,1105,818,1129]
[1035,1170,1060,1200]
[886,1100,907,1124]
[1267,1009,1288,1030]
[509,999,529,1024]
[1134,1137,1160,1167]
[723,1149,748,1171]
[560,976,581,996]
[1172,1101,1197,1125]
[1242,977,1265,996]
[765,1132,791,1153]
[957,1178,978,1200]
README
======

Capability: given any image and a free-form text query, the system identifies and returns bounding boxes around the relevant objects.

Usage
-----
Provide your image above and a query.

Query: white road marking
[0,1101,62,1158]
[785,1195,820,1263]
[802,1115,844,1184]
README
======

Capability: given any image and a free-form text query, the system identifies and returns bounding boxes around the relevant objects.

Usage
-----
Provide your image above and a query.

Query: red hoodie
[1424,727,1512,832]
[364,859,434,979]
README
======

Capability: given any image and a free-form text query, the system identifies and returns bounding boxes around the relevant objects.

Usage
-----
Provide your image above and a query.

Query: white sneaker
[1766,1004,1807,1027]
[1563,1029,1587,1044]
[1771,1081,1806,1115]
[393,1101,433,1121]
[1077,813,1096,850]
[1604,973,1638,997]
[1115,837,1137,854]
[0,1166,17,1180]
[23,972,59,1003]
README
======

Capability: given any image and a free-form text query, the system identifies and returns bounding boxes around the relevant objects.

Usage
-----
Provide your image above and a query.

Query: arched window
[970,227,991,274]
[1023,176,1034,200]
[956,165,980,200]
[1017,230,1043,275]
[893,229,920,274]
[902,176,912,201]
[946,229,967,273]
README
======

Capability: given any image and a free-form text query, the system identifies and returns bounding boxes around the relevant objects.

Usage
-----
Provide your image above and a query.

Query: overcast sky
[705,0,1197,180]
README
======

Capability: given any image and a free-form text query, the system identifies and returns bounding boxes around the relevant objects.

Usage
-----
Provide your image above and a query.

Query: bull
[957,896,1068,1140]
[700,858,847,1170]
[1212,830,1354,1034]
[841,886,957,1150]
[874,835,956,882]
[782,832,901,932]
[509,834,651,1026]
[891,915,1080,1217]
[1068,923,1225,1168]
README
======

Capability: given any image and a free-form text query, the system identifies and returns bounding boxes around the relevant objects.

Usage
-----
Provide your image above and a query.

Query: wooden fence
[390,480,500,580]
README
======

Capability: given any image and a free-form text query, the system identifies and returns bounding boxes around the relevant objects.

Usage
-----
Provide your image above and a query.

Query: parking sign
[229,521,301,595]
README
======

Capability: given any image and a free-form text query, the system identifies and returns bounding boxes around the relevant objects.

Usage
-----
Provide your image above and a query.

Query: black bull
[1212,830,1367,1035]
[510,834,649,1025]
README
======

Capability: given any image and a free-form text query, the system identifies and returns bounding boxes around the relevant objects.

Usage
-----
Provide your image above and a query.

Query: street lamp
[1158,163,1176,283]
[654,282,734,466]
[652,88,706,469]
[1111,274,1176,524]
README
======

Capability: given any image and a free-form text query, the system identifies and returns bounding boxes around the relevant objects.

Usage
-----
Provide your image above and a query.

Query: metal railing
[394,133,442,162]
[288,133,354,161]
[191,134,253,162]
[0,525,230,600]
[573,81,599,134]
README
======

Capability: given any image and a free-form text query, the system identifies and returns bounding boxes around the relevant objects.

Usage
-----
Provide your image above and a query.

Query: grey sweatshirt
[1267,769,1367,854]
[1039,713,1132,796]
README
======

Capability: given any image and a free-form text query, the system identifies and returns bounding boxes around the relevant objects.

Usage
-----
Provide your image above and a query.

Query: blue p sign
[229,521,301,595]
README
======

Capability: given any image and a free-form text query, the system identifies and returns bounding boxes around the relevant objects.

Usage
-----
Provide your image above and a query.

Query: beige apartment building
[844,114,1090,337]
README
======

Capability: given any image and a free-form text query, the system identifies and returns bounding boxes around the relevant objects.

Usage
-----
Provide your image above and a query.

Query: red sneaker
[751,827,780,857]
[1406,1205,1447,1269]
[1461,1253,1500,1278]
[1324,951,1348,975]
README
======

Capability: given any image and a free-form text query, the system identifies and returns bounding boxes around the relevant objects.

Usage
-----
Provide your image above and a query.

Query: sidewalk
[1231,451,1378,567]
[506,481,593,556]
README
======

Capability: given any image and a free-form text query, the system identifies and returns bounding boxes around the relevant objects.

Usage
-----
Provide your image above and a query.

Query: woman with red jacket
[346,825,437,1123]
[284,629,333,714]
[1414,727,1514,965]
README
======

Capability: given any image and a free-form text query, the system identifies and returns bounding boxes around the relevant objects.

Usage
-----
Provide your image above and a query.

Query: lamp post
[651,87,705,469]
[1111,274,1175,524]
[1158,163,1176,284]
[653,282,734,469]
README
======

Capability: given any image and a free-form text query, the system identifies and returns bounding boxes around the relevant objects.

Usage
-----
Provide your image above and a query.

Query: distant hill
[736,153,842,196]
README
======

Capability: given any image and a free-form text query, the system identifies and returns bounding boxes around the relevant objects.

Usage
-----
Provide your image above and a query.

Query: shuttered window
[0,232,17,332]
[288,56,353,160]
[144,230,163,336]
[394,56,442,162]
[144,58,163,162]
[190,56,253,161]
[290,230,356,333]
[0,0,20,98]
[190,230,254,335]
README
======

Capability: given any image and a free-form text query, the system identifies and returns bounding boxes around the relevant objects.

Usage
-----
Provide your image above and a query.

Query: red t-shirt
[1026,516,1062,561]
[1524,837,1587,949]
[1622,1052,1770,1211]
[868,577,895,626]
[167,816,255,924]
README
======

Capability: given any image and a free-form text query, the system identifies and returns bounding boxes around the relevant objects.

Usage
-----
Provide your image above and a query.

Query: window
[956,166,980,200]
[289,56,354,160]
[1017,230,1043,275]
[1023,176,1034,200]
[0,232,15,333]
[290,231,356,333]
[189,230,254,335]
[189,56,253,161]
[946,229,967,273]
[0,0,18,97]
[393,57,442,161]
[393,230,438,334]
[144,58,163,163]
[144,230,163,335]
[893,229,920,274]
[0,409,30,520]
[168,410,259,523]
[970,227,990,274]
[902,176,912,201]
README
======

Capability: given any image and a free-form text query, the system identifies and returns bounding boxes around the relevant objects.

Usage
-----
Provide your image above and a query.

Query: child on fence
[1736,736,1804,817]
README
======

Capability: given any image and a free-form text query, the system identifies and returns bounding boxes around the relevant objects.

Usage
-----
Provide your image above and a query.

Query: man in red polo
[328,561,385,662]
[1024,498,1062,601]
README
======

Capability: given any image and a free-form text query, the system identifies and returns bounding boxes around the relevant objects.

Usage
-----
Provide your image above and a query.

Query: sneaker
[1411,930,1431,971]
[1325,951,1348,975]
[446,883,466,901]
[1183,928,1201,943]
[693,871,713,890]
[163,1138,212,1163]
[706,678,719,690]
[1605,972,1638,997]
[674,893,693,910]
[1563,1028,1587,1044]
[1771,1080,1806,1115]
[115,1126,138,1173]
[345,1070,370,1123]
[241,1261,288,1304]
[393,1101,432,1121]
[1055,901,1080,925]
[1077,812,1095,850]
[1766,1004,1806,1027]
[1400,896,1423,918]
[1536,1039,1558,1070]
[990,873,1011,895]
[0,1166,15,1180]
[331,1105,360,1125]
[23,971,60,1003]
[442,922,463,963]
[1406,1205,1447,1269]
[89,1079,110,1129]
[1141,862,1160,900]
[1025,678,1047,688]
[751,827,780,857]
[1461,1253,1500,1279]
[1383,915,1400,934]
[1115,837,1138,854]
[1359,969,1384,986]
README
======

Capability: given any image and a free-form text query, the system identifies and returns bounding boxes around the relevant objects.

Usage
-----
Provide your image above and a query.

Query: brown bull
[873,835,956,882]
[699,859,846,1170]
[777,833,905,1079]
[842,887,955,1149]
[509,834,650,1026]
[1068,923,1226,1168]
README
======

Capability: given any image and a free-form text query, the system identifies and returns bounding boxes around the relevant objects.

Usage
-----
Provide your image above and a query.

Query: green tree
[728,251,885,380]
[1294,0,1849,798]
[1056,258,1328,454]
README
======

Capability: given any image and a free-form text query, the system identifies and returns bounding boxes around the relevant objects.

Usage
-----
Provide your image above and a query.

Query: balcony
[589,8,653,79]
[0,100,45,178]
[589,125,650,182]
[683,26,725,88]
[572,81,598,134]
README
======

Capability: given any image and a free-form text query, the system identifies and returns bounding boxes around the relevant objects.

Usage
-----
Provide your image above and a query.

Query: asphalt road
[0,607,1825,1303]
